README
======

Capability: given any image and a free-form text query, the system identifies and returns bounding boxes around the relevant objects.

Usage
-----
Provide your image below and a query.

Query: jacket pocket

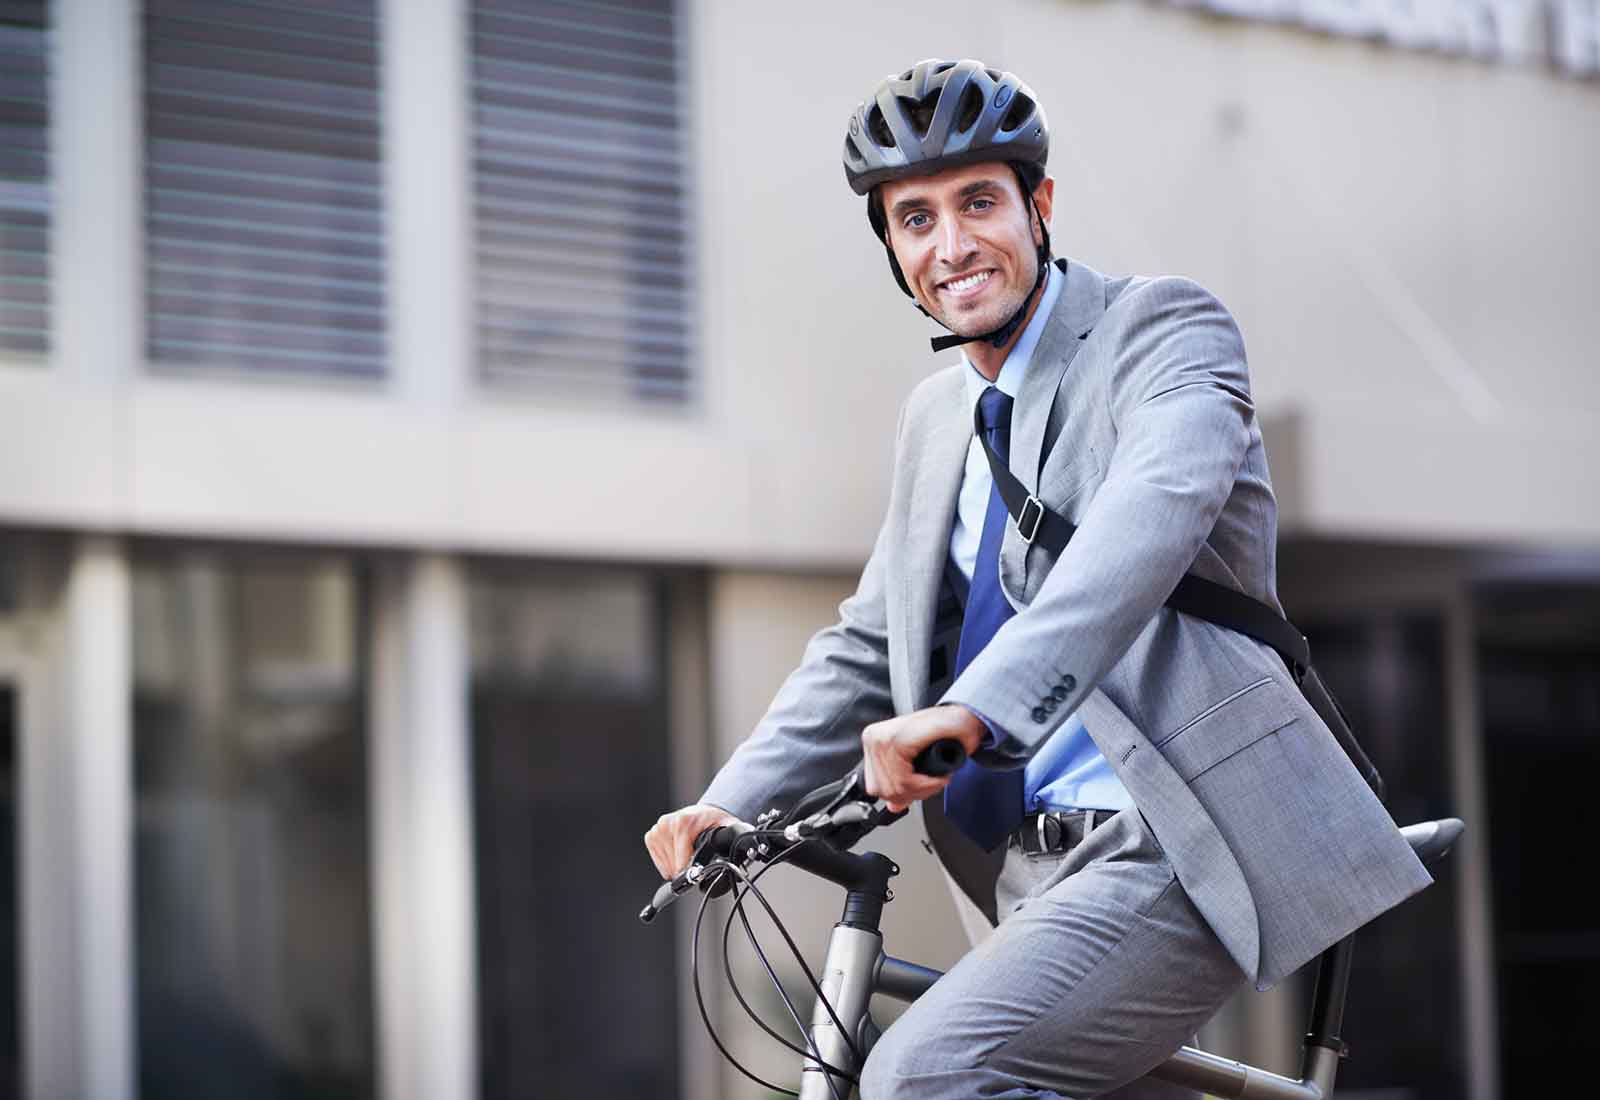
[1155,676,1296,781]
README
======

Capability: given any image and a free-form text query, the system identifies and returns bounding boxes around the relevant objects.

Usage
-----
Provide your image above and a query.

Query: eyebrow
[888,177,1010,221]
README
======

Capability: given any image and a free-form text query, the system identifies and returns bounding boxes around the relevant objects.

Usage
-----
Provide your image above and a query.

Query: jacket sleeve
[940,276,1254,762]
[698,412,904,821]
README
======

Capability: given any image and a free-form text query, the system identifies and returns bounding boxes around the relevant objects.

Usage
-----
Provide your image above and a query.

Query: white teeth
[944,270,991,292]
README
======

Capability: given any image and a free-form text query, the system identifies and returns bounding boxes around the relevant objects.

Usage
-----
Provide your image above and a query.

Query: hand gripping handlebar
[638,737,970,923]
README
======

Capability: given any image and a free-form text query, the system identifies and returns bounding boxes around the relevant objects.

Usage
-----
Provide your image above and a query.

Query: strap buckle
[1016,495,1044,545]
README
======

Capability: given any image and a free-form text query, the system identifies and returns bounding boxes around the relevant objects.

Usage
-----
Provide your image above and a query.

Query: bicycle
[640,738,1464,1100]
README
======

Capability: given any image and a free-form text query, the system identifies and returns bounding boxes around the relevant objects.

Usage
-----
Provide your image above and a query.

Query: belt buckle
[1022,810,1065,859]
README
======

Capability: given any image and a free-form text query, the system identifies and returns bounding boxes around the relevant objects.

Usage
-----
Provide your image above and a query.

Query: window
[470,0,693,402]
[143,0,386,377]
[469,565,679,1097]
[0,0,49,358]
[132,551,375,1098]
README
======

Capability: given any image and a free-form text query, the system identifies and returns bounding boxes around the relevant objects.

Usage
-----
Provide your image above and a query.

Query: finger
[645,832,670,879]
[860,751,879,798]
[673,826,699,877]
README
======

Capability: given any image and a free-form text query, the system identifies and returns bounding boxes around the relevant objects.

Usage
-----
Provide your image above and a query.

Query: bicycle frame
[785,842,1351,1100]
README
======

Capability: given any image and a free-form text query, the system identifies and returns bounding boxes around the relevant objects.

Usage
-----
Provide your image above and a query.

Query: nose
[936,214,975,268]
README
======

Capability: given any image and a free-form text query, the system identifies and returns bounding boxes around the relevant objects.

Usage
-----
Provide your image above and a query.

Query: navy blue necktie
[943,386,1026,850]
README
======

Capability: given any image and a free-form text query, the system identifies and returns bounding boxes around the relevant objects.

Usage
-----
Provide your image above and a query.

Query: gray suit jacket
[702,258,1431,989]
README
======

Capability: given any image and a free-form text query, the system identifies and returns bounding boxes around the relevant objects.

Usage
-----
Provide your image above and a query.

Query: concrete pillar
[370,555,478,1100]
[61,536,134,1100]
[665,572,720,1100]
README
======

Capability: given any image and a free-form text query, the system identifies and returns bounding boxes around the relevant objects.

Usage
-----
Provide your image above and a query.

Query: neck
[963,271,1047,381]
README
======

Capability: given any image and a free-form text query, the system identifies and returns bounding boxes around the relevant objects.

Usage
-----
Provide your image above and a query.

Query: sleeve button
[1051,685,1068,701]
[1031,706,1048,724]
[1059,674,1076,692]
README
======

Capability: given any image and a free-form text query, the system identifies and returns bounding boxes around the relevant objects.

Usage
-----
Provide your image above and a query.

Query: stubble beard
[932,264,1034,338]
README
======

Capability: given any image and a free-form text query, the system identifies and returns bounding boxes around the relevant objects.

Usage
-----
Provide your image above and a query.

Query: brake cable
[721,854,862,1094]
[721,861,850,1100]
[685,815,875,1097]
[723,852,866,1070]
[691,867,798,1098]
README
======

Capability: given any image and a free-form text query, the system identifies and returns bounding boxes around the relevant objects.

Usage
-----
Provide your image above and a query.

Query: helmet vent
[866,104,896,148]
[955,82,983,133]
[1001,92,1035,133]
[902,94,937,139]
[933,61,955,74]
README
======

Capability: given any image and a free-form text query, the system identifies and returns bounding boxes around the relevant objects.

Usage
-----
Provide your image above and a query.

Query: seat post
[1300,934,1355,1094]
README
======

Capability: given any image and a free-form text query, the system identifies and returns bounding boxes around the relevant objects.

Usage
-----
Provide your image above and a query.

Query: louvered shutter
[471,0,693,402]
[0,1,49,357]
[143,0,386,377]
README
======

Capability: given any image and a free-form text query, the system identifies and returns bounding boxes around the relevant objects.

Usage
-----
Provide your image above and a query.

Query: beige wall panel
[0,375,124,527]
[126,381,456,543]
[454,402,754,558]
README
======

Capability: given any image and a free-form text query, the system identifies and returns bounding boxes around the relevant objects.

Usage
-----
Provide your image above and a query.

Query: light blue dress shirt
[949,264,1132,815]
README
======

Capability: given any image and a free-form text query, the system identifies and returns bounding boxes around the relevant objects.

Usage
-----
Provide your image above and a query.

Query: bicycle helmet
[843,59,1053,352]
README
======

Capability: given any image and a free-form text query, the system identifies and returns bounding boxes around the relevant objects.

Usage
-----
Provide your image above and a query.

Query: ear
[1031,176,1055,244]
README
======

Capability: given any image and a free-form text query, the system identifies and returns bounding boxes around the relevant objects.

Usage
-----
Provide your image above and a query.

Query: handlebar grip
[639,877,679,924]
[912,738,968,777]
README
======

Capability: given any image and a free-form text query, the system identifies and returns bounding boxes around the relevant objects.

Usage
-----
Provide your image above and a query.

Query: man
[645,59,1430,1099]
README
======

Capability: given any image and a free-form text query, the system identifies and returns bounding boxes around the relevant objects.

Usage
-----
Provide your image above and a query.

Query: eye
[904,212,931,230]
[968,197,995,212]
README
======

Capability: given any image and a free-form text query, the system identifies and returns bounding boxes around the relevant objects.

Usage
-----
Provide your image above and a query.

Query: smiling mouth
[938,269,995,295]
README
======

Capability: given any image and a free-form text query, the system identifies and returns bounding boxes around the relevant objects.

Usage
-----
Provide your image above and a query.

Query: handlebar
[911,737,967,776]
[639,737,971,924]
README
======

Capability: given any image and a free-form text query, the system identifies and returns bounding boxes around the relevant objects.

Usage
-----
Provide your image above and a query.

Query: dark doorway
[1293,613,1465,1100]
[1,684,18,1099]
[1476,584,1600,1094]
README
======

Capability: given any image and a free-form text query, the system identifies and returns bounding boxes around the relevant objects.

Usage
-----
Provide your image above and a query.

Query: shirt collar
[961,261,1063,411]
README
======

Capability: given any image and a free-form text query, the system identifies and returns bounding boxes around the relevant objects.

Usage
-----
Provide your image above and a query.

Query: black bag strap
[975,411,1310,676]
[975,408,1385,798]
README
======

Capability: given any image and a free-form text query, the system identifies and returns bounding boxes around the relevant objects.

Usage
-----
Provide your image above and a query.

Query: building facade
[1,1,1597,1097]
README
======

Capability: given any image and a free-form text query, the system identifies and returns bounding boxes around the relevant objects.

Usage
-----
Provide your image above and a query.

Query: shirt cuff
[950,703,1028,767]
[957,703,1004,748]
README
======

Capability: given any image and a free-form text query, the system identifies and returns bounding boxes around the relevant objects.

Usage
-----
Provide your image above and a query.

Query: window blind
[471,0,693,403]
[0,1,49,357]
[143,0,386,377]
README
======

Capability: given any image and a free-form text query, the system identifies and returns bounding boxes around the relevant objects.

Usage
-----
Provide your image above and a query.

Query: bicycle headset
[842,58,1053,353]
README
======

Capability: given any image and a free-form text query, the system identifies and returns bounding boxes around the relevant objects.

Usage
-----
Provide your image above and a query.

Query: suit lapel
[1000,260,1108,603]
[900,372,972,708]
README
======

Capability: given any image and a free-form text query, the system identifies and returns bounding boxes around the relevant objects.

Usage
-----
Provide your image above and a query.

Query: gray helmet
[843,59,1049,199]
[842,60,1055,353]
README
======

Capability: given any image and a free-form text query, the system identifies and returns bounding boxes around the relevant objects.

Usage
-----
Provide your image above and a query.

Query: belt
[1008,808,1109,856]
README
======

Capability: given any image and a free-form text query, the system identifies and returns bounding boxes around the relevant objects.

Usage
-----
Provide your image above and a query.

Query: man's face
[879,162,1054,336]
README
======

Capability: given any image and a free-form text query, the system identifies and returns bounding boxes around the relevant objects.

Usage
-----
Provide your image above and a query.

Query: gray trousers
[858,808,1246,1100]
